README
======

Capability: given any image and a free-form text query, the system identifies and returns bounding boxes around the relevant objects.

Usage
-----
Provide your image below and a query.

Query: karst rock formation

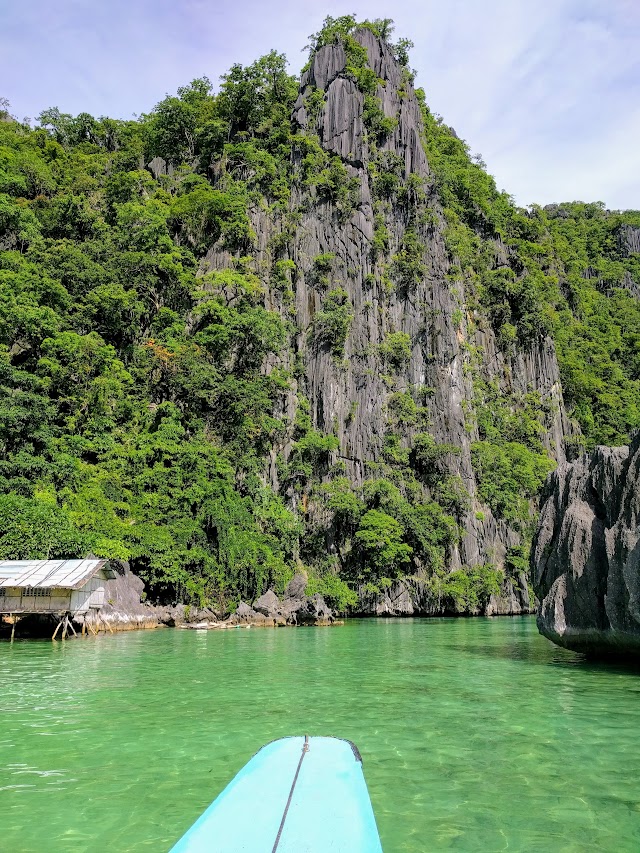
[533,433,640,656]
[202,29,572,613]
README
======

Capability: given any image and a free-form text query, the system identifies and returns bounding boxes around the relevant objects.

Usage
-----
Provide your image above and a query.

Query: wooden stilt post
[81,621,86,637]
[10,614,15,643]
[52,616,64,640]
[67,617,77,637]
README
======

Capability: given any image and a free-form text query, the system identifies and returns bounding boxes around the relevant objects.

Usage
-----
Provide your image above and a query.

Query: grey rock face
[355,574,532,617]
[253,589,282,617]
[95,561,164,630]
[322,77,364,163]
[146,156,175,180]
[229,577,335,626]
[533,432,640,655]
[304,43,347,92]
[617,224,640,257]
[281,577,335,625]
[292,592,333,625]
[203,30,572,616]
[485,573,532,616]
[357,579,423,616]
[147,156,168,179]
[284,574,307,600]
[235,601,260,620]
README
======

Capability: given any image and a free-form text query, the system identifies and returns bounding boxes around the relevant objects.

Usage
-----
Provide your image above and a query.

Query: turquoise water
[1,617,639,852]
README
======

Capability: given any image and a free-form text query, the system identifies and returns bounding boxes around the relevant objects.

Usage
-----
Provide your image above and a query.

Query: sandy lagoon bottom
[1,616,639,852]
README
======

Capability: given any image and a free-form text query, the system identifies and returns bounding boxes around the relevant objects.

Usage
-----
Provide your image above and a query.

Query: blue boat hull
[169,736,382,852]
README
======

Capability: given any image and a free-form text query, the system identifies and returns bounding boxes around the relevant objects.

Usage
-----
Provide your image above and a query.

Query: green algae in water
[1,617,640,852]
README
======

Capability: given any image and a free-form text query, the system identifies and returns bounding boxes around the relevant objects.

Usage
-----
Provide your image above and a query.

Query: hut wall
[0,588,72,613]
[70,576,106,615]
[0,567,110,615]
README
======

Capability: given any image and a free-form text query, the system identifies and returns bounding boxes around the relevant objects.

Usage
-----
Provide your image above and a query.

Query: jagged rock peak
[533,432,640,656]
[618,224,640,257]
[204,19,573,613]
[293,28,428,175]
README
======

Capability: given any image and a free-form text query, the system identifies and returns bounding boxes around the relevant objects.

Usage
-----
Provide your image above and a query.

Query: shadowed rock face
[533,433,640,655]
[618,224,640,258]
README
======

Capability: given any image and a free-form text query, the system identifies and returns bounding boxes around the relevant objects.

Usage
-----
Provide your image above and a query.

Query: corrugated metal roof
[0,559,109,589]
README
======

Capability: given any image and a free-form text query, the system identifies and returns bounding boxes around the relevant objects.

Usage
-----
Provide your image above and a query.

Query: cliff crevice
[202,28,572,612]
[533,433,640,654]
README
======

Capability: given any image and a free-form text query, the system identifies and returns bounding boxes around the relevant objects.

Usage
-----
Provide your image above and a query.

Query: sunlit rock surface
[533,432,640,655]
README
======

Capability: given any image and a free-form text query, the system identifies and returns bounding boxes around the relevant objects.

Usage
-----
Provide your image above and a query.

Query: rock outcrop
[200,28,573,615]
[355,574,532,617]
[229,575,336,626]
[618,224,640,258]
[532,432,640,655]
[88,562,164,631]
[485,574,533,616]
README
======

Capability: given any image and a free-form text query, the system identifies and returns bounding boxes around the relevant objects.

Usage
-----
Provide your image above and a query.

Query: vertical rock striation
[204,29,572,614]
[533,433,640,655]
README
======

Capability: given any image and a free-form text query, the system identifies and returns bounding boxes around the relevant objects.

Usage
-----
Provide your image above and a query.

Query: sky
[2,0,639,209]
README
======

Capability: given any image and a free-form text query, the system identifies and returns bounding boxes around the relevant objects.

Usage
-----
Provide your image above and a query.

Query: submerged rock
[532,432,640,656]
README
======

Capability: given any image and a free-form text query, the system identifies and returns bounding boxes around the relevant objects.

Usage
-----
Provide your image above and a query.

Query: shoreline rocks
[532,432,640,656]
[1,570,339,639]
[3,561,536,640]
[157,574,338,630]
[227,575,337,627]
[353,575,533,617]
[92,563,164,631]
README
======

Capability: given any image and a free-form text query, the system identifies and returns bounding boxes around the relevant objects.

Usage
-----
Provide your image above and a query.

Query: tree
[150,97,197,161]
[0,495,90,559]
[216,52,296,138]
[0,97,13,120]
[355,509,412,580]
[314,288,353,355]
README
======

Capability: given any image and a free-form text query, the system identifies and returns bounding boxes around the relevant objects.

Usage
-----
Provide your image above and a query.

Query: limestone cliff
[202,29,571,613]
[533,433,640,655]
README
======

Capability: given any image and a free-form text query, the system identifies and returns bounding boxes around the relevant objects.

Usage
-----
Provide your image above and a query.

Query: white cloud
[1,0,638,208]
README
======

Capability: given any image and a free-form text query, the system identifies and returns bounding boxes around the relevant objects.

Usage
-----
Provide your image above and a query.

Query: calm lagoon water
[1,617,639,852]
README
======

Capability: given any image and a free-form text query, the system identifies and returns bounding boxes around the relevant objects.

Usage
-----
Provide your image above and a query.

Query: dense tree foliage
[1,17,638,613]
[0,75,301,607]
[417,98,640,449]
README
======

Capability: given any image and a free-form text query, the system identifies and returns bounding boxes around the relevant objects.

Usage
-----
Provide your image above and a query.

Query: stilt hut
[0,558,116,638]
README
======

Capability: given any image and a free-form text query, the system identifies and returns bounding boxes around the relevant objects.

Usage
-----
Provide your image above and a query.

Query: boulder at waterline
[229,575,336,626]
[532,432,640,656]
[354,574,532,617]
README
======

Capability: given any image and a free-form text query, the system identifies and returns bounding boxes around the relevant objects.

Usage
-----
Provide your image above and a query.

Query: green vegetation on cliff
[0,16,638,610]
[418,98,640,448]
